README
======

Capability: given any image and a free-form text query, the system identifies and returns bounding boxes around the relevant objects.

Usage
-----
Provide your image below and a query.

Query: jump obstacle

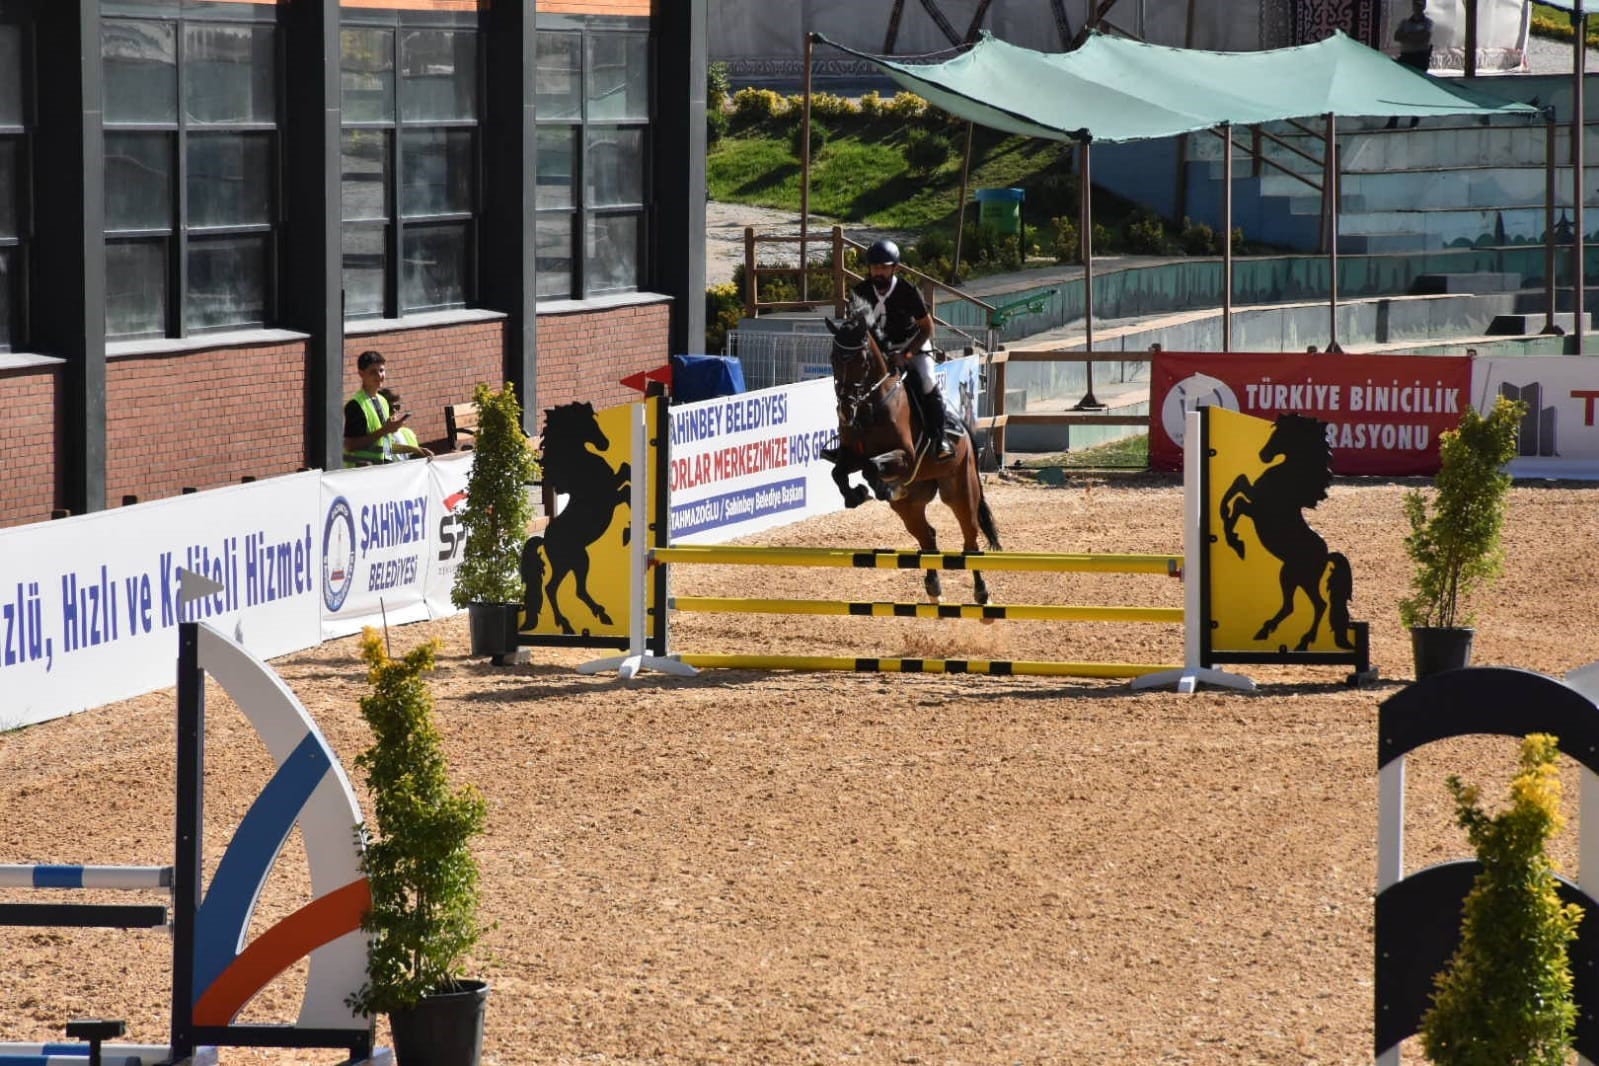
[0,612,389,1066]
[571,402,1372,688]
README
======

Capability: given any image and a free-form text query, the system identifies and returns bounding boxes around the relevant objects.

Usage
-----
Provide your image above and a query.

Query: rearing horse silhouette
[1219,412,1354,651]
[822,295,1001,604]
[520,402,631,635]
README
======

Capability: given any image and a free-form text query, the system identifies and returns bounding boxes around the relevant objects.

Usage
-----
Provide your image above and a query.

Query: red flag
[621,365,673,392]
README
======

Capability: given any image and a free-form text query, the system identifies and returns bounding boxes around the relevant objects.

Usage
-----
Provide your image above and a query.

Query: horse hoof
[1253,626,1273,641]
[596,612,613,626]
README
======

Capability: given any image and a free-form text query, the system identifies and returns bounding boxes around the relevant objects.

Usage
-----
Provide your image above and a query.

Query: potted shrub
[451,381,540,661]
[1420,733,1582,1065]
[350,629,491,1066]
[1398,395,1525,677]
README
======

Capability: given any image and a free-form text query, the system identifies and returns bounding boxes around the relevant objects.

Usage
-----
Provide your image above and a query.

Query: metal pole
[952,121,975,283]
[1221,123,1233,353]
[1576,2,1587,353]
[800,33,814,304]
[1547,109,1563,334]
[1075,139,1104,410]
[1325,112,1342,353]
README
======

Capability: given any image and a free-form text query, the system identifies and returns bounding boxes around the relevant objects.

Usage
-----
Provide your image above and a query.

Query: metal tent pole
[1547,108,1563,334]
[1075,138,1104,410]
[800,33,814,303]
[1325,111,1342,353]
[952,121,975,283]
[1576,1,1588,353]
[1221,122,1233,352]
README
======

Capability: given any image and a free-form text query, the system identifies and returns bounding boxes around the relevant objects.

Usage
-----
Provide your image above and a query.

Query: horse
[520,402,632,635]
[1218,412,1354,651]
[821,295,1001,604]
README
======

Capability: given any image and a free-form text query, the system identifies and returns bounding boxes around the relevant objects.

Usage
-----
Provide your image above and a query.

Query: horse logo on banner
[1202,406,1373,681]
[520,402,634,639]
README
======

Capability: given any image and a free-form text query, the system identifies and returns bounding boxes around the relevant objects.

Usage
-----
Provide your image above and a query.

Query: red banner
[1149,352,1474,476]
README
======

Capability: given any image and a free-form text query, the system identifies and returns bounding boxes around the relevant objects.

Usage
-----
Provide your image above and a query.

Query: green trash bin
[974,187,1024,235]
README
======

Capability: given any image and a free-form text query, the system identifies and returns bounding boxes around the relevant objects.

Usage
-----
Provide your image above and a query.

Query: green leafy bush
[914,231,955,264]
[788,118,829,159]
[451,382,540,608]
[810,91,858,120]
[1420,733,1581,1066]
[857,91,885,118]
[704,281,742,353]
[1180,216,1218,255]
[1399,396,1525,628]
[1050,215,1080,263]
[903,128,952,174]
[884,91,929,120]
[706,105,729,145]
[349,631,489,1016]
[731,86,788,125]
[1126,210,1170,255]
[707,61,731,113]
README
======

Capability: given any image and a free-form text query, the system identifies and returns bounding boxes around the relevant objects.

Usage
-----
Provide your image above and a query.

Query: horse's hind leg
[546,567,575,635]
[944,460,991,606]
[1294,578,1328,652]
[568,554,614,628]
[1253,568,1299,642]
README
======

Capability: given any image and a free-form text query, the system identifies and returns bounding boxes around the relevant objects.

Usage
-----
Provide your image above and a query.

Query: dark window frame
[101,2,283,341]
[340,10,482,320]
[0,13,34,351]
[534,14,653,301]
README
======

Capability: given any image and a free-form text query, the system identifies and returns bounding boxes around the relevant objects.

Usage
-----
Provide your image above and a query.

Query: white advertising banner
[319,460,436,640]
[664,357,982,545]
[423,452,473,618]
[666,378,844,545]
[0,472,323,728]
[1474,357,1599,480]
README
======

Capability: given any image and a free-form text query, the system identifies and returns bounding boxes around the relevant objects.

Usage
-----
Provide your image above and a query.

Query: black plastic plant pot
[1410,625,1474,679]
[467,602,521,658]
[389,979,490,1066]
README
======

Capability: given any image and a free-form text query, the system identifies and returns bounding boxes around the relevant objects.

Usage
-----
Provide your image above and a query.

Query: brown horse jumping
[822,296,1001,603]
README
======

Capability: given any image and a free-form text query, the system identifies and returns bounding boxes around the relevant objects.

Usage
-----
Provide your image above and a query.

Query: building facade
[0,0,706,528]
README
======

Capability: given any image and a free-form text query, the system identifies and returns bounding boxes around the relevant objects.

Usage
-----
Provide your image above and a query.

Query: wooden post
[743,226,757,317]
[1464,0,1478,79]
[832,225,846,317]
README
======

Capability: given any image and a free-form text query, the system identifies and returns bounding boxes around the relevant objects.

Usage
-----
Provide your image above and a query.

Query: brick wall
[344,319,506,452]
[0,364,63,529]
[106,339,310,506]
[533,300,671,430]
[536,1,649,16]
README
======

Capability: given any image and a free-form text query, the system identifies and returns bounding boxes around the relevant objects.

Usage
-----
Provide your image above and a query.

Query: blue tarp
[672,354,747,404]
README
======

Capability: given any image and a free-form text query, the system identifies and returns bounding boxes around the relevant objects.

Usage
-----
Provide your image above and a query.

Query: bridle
[830,313,900,426]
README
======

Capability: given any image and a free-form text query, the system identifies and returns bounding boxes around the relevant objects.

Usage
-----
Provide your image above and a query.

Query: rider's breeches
[909,350,939,394]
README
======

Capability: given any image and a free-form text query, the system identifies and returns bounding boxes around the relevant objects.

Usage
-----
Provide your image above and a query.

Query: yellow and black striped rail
[670,596,1183,624]
[674,654,1175,678]
[653,545,1181,576]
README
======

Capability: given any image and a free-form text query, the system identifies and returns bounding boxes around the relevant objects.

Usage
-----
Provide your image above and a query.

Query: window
[340,21,478,319]
[535,20,650,300]
[102,8,279,340]
[0,19,28,350]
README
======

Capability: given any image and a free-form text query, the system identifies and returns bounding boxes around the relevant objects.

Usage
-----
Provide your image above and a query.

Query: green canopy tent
[806,29,1544,354]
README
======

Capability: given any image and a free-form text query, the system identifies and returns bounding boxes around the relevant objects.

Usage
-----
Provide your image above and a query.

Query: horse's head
[825,296,884,389]
[1259,412,1329,465]
[544,401,609,454]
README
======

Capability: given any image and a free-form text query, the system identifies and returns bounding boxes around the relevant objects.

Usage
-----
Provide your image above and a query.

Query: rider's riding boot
[922,390,955,459]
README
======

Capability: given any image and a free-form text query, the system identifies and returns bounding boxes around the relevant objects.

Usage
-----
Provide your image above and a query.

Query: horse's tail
[977,490,1002,551]
[519,536,545,631]
[1326,552,1354,649]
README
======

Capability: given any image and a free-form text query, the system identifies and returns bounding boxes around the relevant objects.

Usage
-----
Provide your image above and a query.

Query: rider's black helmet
[865,239,901,266]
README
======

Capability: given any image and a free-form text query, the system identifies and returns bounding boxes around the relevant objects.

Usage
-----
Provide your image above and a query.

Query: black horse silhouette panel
[1208,408,1357,655]
[519,401,634,638]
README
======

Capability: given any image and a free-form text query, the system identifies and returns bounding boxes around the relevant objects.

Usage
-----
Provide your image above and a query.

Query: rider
[851,238,955,460]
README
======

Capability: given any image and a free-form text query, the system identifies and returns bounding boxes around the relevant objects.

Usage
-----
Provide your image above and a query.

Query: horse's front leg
[1219,476,1252,558]
[829,454,871,509]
